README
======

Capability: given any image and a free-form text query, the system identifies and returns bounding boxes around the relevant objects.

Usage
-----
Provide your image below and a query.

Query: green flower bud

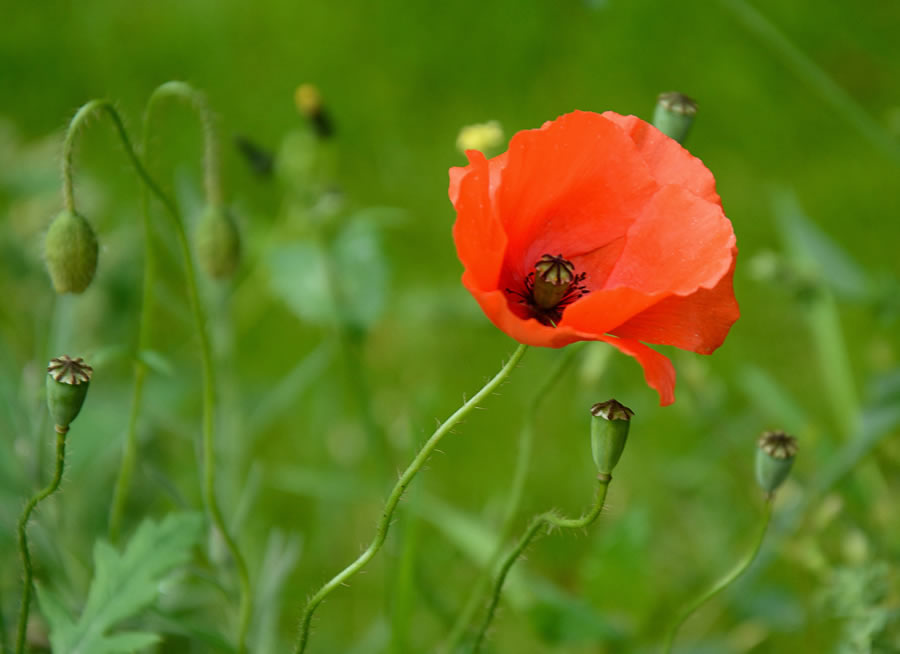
[652,92,698,145]
[755,430,798,494]
[590,399,634,477]
[195,206,241,279]
[46,355,93,428]
[44,210,99,294]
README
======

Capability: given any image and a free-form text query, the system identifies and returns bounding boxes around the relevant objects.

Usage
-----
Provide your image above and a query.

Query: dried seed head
[755,430,798,494]
[653,91,698,145]
[44,210,99,294]
[590,399,634,477]
[46,355,93,427]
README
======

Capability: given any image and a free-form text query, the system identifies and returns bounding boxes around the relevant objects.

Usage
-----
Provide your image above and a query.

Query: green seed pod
[755,430,798,494]
[46,355,93,427]
[652,92,698,145]
[195,206,241,279]
[590,399,634,477]
[44,210,99,294]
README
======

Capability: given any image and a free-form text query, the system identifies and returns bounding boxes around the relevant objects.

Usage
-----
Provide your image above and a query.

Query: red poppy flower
[449,110,738,406]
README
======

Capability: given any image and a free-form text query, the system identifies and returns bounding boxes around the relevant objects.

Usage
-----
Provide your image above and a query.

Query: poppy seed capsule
[755,430,798,494]
[44,210,99,294]
[652,92,698,145]
[46,355,92,428]
[590,399,634,477]
[195,206,240,279]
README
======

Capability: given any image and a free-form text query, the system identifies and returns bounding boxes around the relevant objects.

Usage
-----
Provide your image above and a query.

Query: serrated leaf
[40,512,203,654]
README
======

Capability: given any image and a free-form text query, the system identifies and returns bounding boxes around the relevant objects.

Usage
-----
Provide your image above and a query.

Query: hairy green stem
[293,343,529,654]
[140,84,250,653]
[60,96,250,652]
[15,426,68,654]
[662,497,774,654]
[473,476,611,653]
[441,346,582,653]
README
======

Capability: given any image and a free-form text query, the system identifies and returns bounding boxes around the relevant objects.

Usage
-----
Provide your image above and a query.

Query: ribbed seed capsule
[590,399,634,477]
[44,210,99,293]
[46,355,93,427]
[755,430,798,494]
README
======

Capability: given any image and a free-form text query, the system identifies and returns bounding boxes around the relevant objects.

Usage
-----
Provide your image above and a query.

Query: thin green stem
[473,476,611,653]
[441,345,582,653]
[145,81,224,206]
[15,426,68,654]
[661,497,774,654]
[107,90,160,542]
[293,343,529,654]
[139,84,250,653]
[61,96,250,652]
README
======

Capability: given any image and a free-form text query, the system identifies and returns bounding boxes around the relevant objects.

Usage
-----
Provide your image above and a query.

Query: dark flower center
[506,254,588,327]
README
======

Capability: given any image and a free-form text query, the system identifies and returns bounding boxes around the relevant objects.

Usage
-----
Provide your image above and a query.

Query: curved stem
[61,96,250,652]
[473,476,611,653]
[15,426,68,654]
[144,81,224,206]
[441,345,582,653]
[661,497,774,654]
[139,85,250,652]
[293,343,529,654]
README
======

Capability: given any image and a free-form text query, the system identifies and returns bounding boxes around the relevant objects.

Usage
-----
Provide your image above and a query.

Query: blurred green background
[2,0,899,652]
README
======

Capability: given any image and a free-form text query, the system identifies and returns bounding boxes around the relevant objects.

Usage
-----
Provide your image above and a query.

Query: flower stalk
[661,498,774,654]
[440,345,582,653]
[473,477,612,653]
[293,344,529,654]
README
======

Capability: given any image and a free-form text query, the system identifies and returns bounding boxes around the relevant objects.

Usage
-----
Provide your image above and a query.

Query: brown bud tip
[46,355,92,427]
[656,92,698,117]
[47,355,93,385]
[590,399,634,422]
[757,430,798,459]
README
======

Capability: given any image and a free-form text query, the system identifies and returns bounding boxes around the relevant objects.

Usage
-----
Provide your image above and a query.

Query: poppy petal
[605,184,735,296]
[497,111,658,274]
[602,112,720,204]
[610,253,739,353]
[597,335,677,406]
[451,151,507,291]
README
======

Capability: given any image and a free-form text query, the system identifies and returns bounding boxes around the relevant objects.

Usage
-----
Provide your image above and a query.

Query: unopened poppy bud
[590,399,634,477]
[44,209,99,294]
[46,355,92,428]
[195,206,241,279]
[456,120,504,154]
[652,92,698,144]
[294,83,333,139]
[755,430,798,494]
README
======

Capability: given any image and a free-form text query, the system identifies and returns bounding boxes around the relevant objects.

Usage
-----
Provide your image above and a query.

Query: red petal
[597,335,677,406]
[610,253,739,353]
[451,151,507,291]
[602,112,720,205]
[605,184,735,296]
[496,112,657,276]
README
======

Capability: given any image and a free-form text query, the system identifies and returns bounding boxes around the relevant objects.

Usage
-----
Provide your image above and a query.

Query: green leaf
[266,216,388,330]
[37,512,204,654]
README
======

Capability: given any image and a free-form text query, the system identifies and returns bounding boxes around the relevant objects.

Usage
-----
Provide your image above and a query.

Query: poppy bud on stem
[14,356,92,654]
